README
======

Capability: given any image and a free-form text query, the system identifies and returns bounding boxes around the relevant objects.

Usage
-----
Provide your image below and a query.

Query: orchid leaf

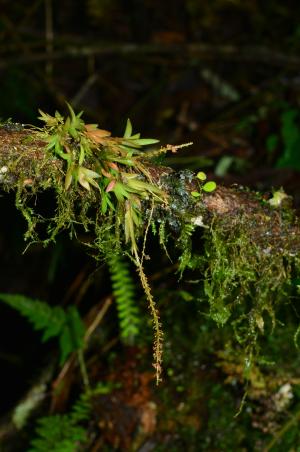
[123,119,132,138]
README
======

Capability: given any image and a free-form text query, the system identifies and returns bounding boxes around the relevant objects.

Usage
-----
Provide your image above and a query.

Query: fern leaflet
[29,388,99,451]
[0,294,85,364]
[28,414,87,452]
[108,254,141,345]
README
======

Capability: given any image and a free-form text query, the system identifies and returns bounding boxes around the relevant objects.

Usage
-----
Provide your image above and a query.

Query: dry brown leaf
[107,161,119,171]
[106,179,116,192]
[85,124,111,144]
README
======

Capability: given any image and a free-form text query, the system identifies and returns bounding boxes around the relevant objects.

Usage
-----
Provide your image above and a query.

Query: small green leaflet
[196,171,207,181]
[122,118,159,147]
[202,181,217,192]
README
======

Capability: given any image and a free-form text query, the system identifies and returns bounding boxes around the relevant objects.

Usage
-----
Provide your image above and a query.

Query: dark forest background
[1,1,300,450]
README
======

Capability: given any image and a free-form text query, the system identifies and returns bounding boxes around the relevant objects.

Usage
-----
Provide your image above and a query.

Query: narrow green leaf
[101,195,108,214]
[55,110,63,121]
[130,138,159,146]
[121,140,141,149]
[63,117,71,133]
[65,166,73,191]
[80,167,101,179]
[79,144,85,165]
[123,119,132,138]
[113,182,130,201]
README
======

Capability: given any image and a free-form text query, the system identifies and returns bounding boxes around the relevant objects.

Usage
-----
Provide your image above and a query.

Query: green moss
[203,216,295,329]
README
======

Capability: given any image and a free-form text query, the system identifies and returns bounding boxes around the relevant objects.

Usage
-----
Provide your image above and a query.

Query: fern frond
[0,294,85,364]
[70,391,91,424]
[108,255,141,345]
[29,385,108,451]
[29,389,94,452]
[0,293,65,341]
[29,414,87,452]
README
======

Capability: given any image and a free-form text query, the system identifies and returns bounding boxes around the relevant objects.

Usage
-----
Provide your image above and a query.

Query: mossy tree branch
[0,116,299,384]
[0,124,299,257]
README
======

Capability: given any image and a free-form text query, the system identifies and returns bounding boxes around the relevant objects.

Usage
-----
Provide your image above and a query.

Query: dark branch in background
[1,43,300,69]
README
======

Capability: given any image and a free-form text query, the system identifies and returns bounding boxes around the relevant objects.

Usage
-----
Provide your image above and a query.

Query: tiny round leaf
[202,181,217,192]
[196,171,207,181]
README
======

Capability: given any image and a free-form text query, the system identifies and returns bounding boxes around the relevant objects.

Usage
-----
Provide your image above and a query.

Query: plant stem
[77,349,90,390]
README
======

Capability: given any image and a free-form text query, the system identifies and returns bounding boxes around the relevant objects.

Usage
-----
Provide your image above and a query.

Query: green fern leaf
[108,254,141,344]
[0,294,85,364]
[0,293,65,341]
[70,391,91,424]
[29,414,87,452]
[29,390,93,451]
[59,307,85,364]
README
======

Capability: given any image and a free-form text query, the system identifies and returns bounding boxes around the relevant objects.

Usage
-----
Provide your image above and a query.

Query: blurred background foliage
[1,1,300,450]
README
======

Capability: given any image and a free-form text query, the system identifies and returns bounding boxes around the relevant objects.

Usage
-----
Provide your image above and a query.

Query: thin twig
[84,297,112,343]
[71,74,99,109]
[1,43,300,68]
[77,349,90,390]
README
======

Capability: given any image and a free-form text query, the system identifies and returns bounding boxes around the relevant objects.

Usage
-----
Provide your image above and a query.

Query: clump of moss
[203,216,293,328]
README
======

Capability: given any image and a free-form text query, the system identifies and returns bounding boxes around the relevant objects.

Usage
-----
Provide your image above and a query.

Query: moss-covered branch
[0,112,299,383]
[0,121,299,255]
